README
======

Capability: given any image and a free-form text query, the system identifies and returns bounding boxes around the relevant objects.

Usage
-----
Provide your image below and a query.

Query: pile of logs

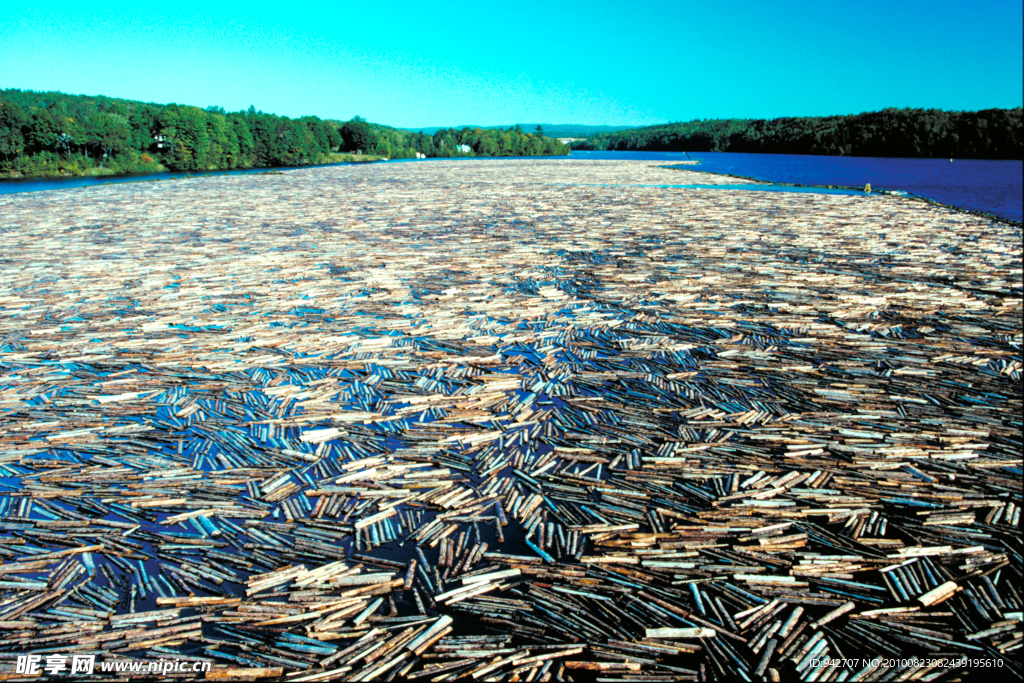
[0,159,1019,680]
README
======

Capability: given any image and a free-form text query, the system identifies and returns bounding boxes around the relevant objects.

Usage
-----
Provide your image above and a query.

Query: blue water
[563,182,866,196]
[572,150,1023,222]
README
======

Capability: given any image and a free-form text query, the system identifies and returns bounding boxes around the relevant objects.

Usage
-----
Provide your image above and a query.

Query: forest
[0,89,570,178]
[574,108,1023,159]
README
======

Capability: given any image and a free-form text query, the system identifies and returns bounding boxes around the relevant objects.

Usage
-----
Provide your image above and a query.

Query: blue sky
[1,0,1021,126]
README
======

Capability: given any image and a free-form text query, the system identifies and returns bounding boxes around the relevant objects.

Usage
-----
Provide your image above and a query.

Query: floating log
[0,158,1019,680]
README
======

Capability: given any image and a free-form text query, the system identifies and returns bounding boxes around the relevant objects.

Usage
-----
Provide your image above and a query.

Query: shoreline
[660,162,1024,228]
[0,155,383,184]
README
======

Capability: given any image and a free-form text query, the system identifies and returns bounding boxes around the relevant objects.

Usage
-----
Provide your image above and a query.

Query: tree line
[574,108,1023,159]
[0,89,569,178]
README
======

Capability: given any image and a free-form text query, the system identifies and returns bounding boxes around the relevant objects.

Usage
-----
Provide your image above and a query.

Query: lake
[2,151,1020,222]
[572,150,1023,222]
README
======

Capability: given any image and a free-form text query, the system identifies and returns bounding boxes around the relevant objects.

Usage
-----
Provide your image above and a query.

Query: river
[571,150,1023,222]
[2,151,1020,222]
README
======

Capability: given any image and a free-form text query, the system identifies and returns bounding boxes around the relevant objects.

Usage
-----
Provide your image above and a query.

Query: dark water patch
[558,181,869,195]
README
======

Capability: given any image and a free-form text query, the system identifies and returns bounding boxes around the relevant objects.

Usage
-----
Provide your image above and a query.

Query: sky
[1,1,1021,127]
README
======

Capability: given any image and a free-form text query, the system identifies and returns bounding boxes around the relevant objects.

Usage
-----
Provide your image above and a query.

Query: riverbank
[0,154,385,195]
[0,159,168,179]
[0,160,1020,680]
[0,152,382,181]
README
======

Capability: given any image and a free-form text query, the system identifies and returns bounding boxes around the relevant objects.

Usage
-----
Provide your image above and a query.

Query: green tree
[341,118,374,154]
[205,112,238,168]
[229,115,255,167]
[91,112,131,167]
[0,100,27,166]
[158,105,210,170]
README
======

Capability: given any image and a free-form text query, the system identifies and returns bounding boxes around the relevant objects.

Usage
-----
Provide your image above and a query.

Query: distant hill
[403,124,638,137]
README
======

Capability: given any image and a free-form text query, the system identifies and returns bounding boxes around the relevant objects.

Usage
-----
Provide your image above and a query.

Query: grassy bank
[323,152,383,163]
[0,153,384,180]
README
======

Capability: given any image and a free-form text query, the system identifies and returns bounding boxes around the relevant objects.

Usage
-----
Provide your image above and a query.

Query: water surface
[572,150,1023,222]
[564,182,867,195]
